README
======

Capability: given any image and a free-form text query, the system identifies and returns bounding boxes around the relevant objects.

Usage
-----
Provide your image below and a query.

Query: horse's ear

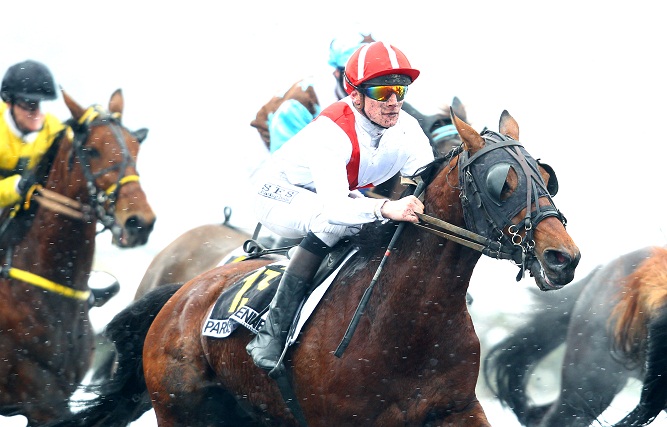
[499,110,519,140]
[133,128,149,144]
[451,96,468,124]
[61,87,86,122]
[109,89,124,119]
[451,106,484,154]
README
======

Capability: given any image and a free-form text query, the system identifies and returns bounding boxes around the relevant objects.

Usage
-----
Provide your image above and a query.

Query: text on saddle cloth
[202,249,357,342]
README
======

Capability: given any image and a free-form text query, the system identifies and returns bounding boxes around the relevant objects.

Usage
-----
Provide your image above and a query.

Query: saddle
[202,239,357,339]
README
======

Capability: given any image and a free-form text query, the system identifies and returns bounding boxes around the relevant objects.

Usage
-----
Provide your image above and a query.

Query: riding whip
[334,178,426,358]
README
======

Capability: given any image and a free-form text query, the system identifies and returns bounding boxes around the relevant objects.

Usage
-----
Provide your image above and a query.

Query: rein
[29,174,139,221]
[412,211,513,260]
[1,105,140,301]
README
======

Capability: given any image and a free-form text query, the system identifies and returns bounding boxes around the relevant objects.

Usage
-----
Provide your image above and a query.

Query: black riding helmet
[1,60,57,104]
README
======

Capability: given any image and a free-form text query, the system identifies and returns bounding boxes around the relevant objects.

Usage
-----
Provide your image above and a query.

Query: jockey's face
[11,100,46,133]
[350,89,402,128]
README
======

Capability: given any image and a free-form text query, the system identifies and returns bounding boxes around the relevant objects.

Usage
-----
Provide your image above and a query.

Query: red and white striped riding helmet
[343,41,420,94]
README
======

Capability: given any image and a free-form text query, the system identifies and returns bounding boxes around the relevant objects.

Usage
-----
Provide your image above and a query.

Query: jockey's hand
[380,195,424,223]
[17,172,38,198]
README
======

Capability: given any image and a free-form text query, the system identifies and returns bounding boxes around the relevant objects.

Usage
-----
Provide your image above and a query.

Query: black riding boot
[246,233,330,371]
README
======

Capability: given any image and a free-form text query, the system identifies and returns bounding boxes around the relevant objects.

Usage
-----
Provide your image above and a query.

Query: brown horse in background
[49,109,580,427]
[484,245,667,427]
[0,89,155,426]
[133,207,252,300]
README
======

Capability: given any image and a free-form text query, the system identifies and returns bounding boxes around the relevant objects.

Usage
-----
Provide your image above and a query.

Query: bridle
[413,130,566,280]
[68,105,140,240]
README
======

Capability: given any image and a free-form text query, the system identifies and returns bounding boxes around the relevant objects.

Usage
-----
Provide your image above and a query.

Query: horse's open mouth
[111,220,154,248]
[112,226,140,248]
[529,260,564,291]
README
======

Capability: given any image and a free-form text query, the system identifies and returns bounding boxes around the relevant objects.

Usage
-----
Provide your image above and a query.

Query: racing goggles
[15,99,40,112]
[361,85,408,102]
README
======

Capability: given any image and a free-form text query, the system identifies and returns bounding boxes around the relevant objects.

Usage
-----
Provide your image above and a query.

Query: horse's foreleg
[439,401,490,427]
[374,400,491,427]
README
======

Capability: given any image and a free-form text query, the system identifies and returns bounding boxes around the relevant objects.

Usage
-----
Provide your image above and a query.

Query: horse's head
[437,110,580,290]
[59,88,156,248]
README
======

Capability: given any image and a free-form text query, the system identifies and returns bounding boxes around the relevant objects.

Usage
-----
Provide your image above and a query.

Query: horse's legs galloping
[537,321,630,426]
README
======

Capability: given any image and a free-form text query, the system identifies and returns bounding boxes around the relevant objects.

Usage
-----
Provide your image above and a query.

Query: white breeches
[252,178,360,247]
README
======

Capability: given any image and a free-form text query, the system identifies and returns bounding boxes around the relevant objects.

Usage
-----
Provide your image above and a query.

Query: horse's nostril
[545,249,570,266]
[124,216,155,238]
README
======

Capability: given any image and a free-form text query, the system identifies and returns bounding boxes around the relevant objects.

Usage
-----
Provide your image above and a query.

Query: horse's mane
[611,246,667,366]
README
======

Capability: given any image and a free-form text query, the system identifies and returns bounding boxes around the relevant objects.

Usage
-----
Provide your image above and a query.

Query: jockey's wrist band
[374,200,388,221]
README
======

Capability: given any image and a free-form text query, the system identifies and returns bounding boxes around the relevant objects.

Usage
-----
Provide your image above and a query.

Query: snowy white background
[2,1,667,425]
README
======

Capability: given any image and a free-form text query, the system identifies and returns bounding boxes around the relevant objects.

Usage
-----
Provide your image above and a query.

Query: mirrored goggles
[361,85,408,102]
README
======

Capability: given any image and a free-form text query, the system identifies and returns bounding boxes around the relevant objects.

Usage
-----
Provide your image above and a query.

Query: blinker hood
[458,130,556,240]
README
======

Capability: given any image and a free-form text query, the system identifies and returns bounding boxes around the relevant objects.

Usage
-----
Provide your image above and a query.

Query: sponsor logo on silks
[258,183,298,203]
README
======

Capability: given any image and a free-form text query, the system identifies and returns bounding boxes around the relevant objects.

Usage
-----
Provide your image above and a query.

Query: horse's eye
[485,163,512,204]
[84,147,101,159]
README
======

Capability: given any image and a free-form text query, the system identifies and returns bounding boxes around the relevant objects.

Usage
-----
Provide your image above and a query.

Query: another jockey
[246,41,435,371]
[251,31,375,153]
[0,60,64,208]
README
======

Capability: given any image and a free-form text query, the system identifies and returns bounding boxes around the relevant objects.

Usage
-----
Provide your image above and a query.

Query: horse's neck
[360,224,479,356]
[368,171,480,339]
[49,145,91,200]
[394,225,479,298]
[16,149,96,288]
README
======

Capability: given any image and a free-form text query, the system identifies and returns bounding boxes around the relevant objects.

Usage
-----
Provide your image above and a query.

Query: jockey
[0,60,64,208]
[246,41,435,372]
[250,31,375,153]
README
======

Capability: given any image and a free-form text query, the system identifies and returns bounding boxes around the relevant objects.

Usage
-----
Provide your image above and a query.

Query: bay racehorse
[48,109,579,427]
[0,88,155,426]
[483,245,667,427]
